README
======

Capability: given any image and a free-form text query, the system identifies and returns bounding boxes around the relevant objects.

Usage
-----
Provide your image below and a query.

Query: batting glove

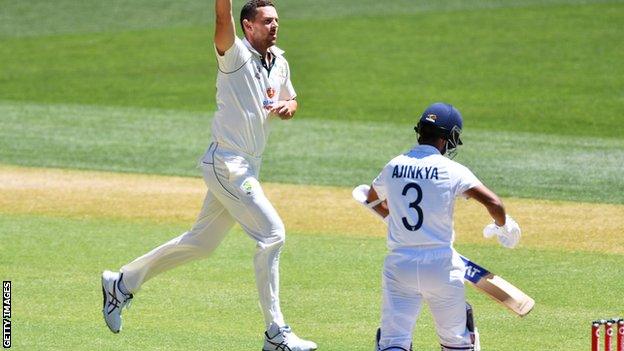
[352,184,388,224]
[483,215,521,249]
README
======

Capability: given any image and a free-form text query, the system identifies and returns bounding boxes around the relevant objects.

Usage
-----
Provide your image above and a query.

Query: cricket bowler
[365,102,522,351]
[101,1,317,349]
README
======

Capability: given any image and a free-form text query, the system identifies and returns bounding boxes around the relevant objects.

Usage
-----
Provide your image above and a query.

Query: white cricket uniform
[372,144,482,350]
[120,37,296,328]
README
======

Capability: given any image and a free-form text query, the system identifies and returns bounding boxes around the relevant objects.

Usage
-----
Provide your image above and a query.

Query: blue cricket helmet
[414,102,463,157]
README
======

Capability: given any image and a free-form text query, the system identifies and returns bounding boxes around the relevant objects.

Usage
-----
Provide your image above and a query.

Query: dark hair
[416,122,446,144]
[240,0,275,33]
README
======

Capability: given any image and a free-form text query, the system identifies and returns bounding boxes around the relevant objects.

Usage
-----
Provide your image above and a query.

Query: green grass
[1,1,624,349]
[1,2,623,137]
[2,101,623,204]
[1,1,623,204]
[1,213,622,350]
[2,0,620,37]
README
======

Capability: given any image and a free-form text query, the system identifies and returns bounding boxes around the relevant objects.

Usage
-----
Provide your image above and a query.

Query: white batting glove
[352,184,388,223]
[483,215,521,248]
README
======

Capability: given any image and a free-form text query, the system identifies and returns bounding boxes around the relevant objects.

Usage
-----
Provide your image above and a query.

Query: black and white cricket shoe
[101,270,133,333]
[263,322,317,351]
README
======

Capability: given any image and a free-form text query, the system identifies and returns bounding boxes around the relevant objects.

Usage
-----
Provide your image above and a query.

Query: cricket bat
[352,184,535,317]
[460,256,534,316]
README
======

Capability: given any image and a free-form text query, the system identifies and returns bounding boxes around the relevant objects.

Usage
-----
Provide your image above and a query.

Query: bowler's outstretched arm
[215,0,236,55]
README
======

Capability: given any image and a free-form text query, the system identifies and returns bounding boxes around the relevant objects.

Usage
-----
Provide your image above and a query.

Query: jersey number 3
[401,182,424,231]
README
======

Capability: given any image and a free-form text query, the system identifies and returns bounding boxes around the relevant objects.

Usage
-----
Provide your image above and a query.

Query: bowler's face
[251,6,279,47]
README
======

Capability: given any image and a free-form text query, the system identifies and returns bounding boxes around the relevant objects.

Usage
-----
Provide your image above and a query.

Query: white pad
[482,215,521,248]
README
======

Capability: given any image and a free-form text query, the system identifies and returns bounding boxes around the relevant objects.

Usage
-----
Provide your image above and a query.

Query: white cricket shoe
[101,270,133,333]
[263,323,317,351]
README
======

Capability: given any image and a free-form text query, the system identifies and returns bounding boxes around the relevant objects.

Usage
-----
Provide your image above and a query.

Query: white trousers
[380,247,473,350]
[121,142,286,327]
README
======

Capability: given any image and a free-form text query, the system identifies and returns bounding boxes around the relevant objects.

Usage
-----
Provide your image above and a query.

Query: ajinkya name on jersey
[391,165,439,180]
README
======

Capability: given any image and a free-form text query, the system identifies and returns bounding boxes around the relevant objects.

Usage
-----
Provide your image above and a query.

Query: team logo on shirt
[425,114,438,123]
[266,87,275,98]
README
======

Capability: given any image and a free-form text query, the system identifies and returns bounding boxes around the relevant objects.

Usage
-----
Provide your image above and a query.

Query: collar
[242,37,284,58]
[412,144,442,155]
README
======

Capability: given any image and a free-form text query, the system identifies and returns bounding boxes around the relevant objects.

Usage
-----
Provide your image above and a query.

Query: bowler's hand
[271,100,297,120]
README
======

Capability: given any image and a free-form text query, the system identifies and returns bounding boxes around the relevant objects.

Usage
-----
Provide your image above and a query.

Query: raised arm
[214,0,236,55]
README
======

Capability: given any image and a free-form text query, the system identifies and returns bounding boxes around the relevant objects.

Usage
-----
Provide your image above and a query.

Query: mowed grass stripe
[1,3,623,137]
[3,0,619,38]
[1,101,623,204]
[1,165,622,254]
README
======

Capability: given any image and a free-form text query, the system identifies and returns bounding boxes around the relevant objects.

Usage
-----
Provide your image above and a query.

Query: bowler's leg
[226,177,317,350]
[120,191,235,293]
[214,176,286,327]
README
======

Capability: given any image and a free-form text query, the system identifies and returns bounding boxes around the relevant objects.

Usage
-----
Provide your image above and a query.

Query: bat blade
[461,256,535,317]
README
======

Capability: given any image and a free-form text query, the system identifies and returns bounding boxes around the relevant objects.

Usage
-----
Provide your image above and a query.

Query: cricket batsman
[100,1,317,349]
[362,102,521,350]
